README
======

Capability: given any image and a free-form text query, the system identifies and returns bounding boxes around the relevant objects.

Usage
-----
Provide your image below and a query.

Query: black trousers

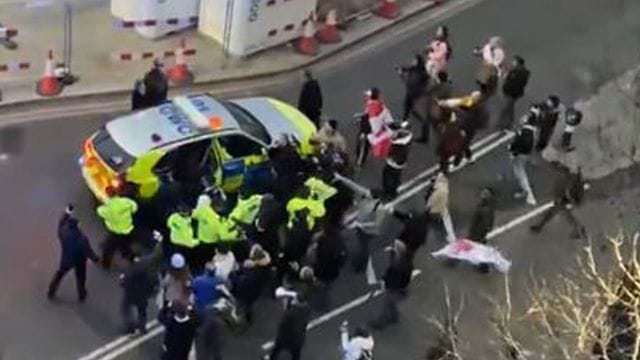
[120,298,148,332]
[102,232,133,269]
[536,125,555,152]
[47,261,87,299]
[533,203,583,234]
[403,91,420,121]
[382,165,403,199]
[351,228,373,273]
[497,95,517,130]
[355,133,370,167]
[270,339,303,360]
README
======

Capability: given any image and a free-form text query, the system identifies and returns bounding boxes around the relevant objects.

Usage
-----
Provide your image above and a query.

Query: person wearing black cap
[536,95,563,152]
[47,204,100,302]
[297,69,323,128]
[382,122,413,199]
[498,55,530,131]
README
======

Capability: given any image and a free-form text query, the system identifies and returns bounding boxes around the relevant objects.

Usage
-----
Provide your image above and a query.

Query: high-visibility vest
[97,196,138,235]
[229,194,263,225]
[305,177,337,203]
[286,197,325,230]
[191,204,221,244]
[167,213,198,248]
[218,217,242,242]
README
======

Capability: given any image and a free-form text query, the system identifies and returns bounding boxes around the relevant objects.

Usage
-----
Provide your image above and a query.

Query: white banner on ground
[432,238,512,273]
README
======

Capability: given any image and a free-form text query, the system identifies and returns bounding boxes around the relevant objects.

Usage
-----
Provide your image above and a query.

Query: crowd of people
[47,24,589,360]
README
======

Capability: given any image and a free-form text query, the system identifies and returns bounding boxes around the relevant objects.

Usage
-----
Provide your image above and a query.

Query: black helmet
[565,107,583,126]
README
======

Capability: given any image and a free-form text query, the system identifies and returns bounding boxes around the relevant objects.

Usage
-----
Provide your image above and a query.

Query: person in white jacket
[426,172,457,243]
[340,322,374,360]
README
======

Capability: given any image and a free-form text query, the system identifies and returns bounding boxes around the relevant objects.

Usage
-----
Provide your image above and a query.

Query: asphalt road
[1,0,640,358]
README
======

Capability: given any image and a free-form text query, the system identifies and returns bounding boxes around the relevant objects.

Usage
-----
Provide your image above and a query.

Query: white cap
[171,253,186,269]
[153,230,163,242]
[197,194,211,207]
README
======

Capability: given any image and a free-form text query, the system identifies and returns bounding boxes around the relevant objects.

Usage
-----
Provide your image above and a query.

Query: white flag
[432,239,512,273]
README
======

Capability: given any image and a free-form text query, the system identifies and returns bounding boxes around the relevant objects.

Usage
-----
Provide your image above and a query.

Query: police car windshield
[92,129,135,172]
[221,101,271,145]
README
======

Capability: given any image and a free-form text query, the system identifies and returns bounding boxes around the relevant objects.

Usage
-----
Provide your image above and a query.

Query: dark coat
[196,308,225,360]
[298,79,323,124]
[275,302,312,346]
[312,230,347,284]
[57,214,99,267]
[143,68,168,107]
[400,65,429,95]
[159,309,200,360]
[120,262,157,305]
[131,88,148,111]
[393,210,428,255]
[502,65,530,99]
[383,252,413,292]
[437,121,466,158]
[553,167,584,205]
[509,124,536,156]
[231,265,270,305]
[467,197,495,243]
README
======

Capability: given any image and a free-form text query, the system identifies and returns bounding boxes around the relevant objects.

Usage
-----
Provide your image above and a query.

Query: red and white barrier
[317,9,341,44]
[0,61,30,73]
[296,16,318,56]
[36,49,63,97]
[111,47,196,62]
[113,16,198,28]
[0,27,18,39]
[375,0,400,19]
[167,38,194,86]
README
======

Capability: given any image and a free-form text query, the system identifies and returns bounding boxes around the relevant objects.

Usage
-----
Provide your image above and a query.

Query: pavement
[0,0,440,105]
[1,0,640,359]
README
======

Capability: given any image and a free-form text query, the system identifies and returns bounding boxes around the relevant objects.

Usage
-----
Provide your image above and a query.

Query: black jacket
[502,65,530,99]
[393,210,428,255]
[231,265,270,304]
[553,167,584,205]
[383,253,413,291]
[57,214,99,267]
[400,65,429,95]
[386,130,413,168]
[298,79,323,121]
[159,309,200,360]
[509,124,536,156]
[313,230,347,284]
[143,68,168,107]
[275,302,312,346]
[468,197,495,243]
[121,262,157,305]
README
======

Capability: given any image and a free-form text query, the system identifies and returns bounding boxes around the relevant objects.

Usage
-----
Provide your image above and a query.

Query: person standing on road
[118,255,157,335]
[355,87,386,168]
[391,207,429,261]
[475,36,505,97]
[131,79,149,111]
[143,58,168,107]
[436,113,467,173]
[311,225,347,311]
[536,95,563,152]
[425,25,452,79]
[382,122,413,199]
[349,193,384,273]
[421,71,453,144]
[167,204,199,271]
[506,108,538,206]
[231,244,272,324]
[97,188,138,270]
[498,55,530,131]
[370,239,413,329]
[192,194,222,271]
[160,253,193,309]
[396,54,429,122]
[47,204,100,302]
[265,292,312,360]
[426,173,457,243]
[561,107,583,152]
[159,302,200,360]
[530,163,587,238]
[467,187,496,273]
[311,118,348,154]
[297,69,323,128]
[340,322,374,360]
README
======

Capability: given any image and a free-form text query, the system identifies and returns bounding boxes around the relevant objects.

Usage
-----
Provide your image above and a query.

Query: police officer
[47,204,100,302]
[192,194,222,272]
[167,204,199,271]
[382,122,413,199]
[97,188,138,270]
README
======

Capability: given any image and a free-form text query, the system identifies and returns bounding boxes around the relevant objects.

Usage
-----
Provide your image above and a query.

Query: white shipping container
[111,0,200,39]
[198,0,317,57]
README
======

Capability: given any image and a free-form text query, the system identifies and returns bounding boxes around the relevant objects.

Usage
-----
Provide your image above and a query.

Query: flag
[432,238,512,273]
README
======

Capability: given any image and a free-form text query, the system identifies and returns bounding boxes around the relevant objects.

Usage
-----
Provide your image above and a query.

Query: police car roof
[106,94,240,157]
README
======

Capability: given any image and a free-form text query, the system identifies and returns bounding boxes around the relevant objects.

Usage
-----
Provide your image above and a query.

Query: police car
[80,94,316,202]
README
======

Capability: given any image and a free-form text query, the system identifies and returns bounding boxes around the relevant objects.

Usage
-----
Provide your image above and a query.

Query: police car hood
[229,97,314,146]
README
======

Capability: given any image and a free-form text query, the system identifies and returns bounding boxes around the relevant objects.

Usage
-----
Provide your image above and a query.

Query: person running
[396,54,429,121]
[507,107,538,206]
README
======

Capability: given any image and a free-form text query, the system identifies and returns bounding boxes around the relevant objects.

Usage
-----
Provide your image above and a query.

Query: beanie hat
[171,253,186,269]
[197,194,211,208]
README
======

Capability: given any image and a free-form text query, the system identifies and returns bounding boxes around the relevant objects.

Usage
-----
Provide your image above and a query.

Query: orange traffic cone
[36,49,62,96]
[167,38,194,86]
[296,18,318,56]
[317,9,341,44]
[375,0,400,19]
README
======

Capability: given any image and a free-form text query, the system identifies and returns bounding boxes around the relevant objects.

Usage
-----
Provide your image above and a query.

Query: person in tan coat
[426,173,456,243]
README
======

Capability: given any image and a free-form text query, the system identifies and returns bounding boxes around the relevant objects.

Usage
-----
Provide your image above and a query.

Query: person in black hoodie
[297,69,323,127]
[392,208,429,262]
[370,240,413,329]
[119,255,158,334]
[159,302,200,360]
[312,226,347,311]
[468,187,496,273]
[396,54,429,121]
[265,292,312,360]
[498,56,530,131]
[506,107,538,206]
[536,95,563,152]
[230,244,272,324]
[143,59,168,107]
[47,204,100,302]
[382,123,413,199]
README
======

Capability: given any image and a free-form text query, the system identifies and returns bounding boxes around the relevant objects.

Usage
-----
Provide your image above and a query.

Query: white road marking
[94,326,165,360]
[77,321,160,360]
[260,270,423,351]
[486,202,554,239]
[384,131,515,210]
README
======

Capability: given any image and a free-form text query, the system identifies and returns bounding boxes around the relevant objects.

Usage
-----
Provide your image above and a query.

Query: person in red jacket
[356,88,386,168]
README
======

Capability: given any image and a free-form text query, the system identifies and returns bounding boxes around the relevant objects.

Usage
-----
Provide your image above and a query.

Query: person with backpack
[506,106,538,206]
[530,163,587,239]
[425,26,452,79]
[340,321,374,360]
